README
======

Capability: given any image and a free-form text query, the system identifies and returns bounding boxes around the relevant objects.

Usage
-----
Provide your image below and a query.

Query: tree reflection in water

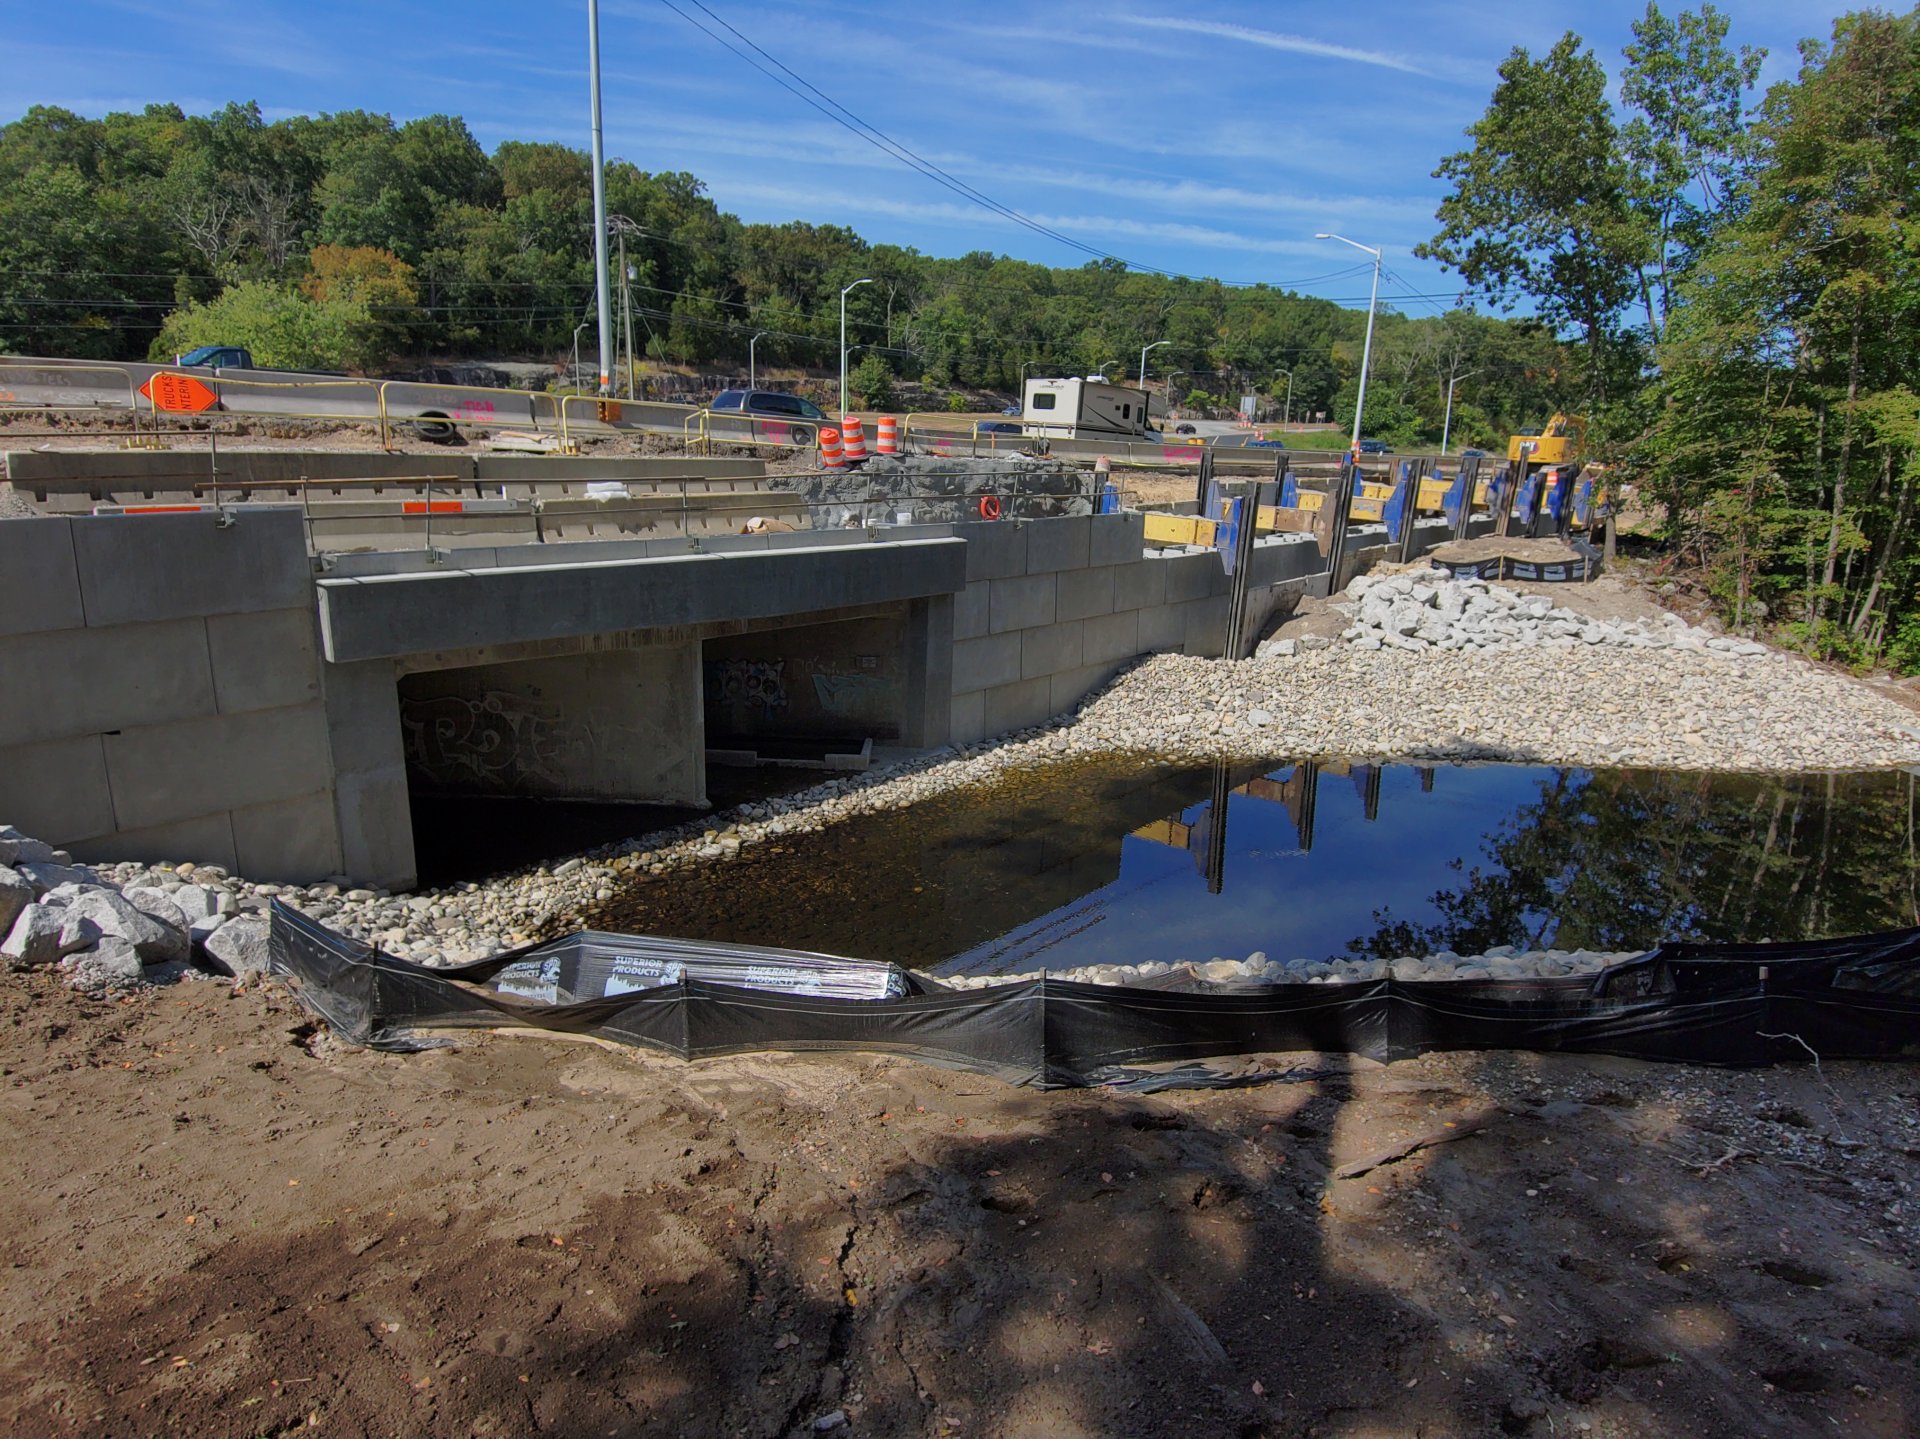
[1346,767,1920,960]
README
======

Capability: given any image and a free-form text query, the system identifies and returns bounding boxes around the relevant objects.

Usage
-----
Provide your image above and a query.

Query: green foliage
[152,280,397,373]
[850,354,896,409]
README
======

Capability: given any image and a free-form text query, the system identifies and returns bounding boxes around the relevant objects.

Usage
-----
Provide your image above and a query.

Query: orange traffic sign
[139,373,219,413]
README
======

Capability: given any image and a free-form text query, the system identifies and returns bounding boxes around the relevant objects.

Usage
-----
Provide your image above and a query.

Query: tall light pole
[1442,368,1481,455]
[749,330,770,389]
[586,0,614,395]
[1316,233,1381,454]
[1166,370,1185,414]
[839,277,872,415]
[1274,368,1294,428]
[571,321,591,391]
[1139,339,1170,386]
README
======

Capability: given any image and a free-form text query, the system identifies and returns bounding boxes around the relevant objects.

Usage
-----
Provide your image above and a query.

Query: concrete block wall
[945,514,1324,745]
[0,508,358,881]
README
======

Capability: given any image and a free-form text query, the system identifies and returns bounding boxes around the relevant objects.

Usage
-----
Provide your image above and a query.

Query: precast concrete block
[68,812,239,873]
[205,608,322,715]
[0,517,84,637]
[1054,564,1116,622]
[1162,551,1224,604]
[1081,609,1141,668]
[231,789,344,883]
[958,521,1028,581]
[1088,512,1147,567]
[102,702,333,832]
[1050,661,1122,716]
[1137,602,1186,654]
[1111,559,1166,613]
[947,689,987,747]
[951,632,1023,694]
[953,581,990,641]
[979,676,1054,736]
[1022,516,1091,574]
[988,573,1056,633]
[1180,596,1230,657]
[333,766,416,890]
[320,658,407,779]
[1246,533,1325,586]
[0,619,216,749]
[0,734,115,846]
[1021,620,1084,681]
[71,507,311,626]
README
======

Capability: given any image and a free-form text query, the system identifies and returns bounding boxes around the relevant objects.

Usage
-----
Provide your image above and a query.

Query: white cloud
[1119,15,1431,77]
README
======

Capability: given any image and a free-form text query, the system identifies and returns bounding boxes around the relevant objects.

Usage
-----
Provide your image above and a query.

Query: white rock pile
[939,946,1641,989]
[1258,569,1770,657]
[0,825,270,992]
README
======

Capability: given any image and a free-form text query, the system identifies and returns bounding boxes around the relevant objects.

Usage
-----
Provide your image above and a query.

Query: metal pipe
[587,0,614,395]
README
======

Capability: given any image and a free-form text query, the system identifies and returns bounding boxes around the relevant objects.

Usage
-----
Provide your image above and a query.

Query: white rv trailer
[1021,376,1156,441]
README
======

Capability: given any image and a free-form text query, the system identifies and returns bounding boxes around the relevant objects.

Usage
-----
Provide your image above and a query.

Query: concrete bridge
[1,450,1469,890]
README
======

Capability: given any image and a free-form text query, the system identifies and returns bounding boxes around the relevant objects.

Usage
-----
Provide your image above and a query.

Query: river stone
[64,889,188,966]
[4,903,101,968]
[203,914,271,977]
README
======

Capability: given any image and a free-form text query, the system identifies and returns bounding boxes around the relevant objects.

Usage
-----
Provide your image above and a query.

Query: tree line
[0,99,1582,448]
[1424,4,1920,668]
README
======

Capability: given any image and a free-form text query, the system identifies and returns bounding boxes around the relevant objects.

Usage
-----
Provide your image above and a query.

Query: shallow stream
[573,760,1920,973]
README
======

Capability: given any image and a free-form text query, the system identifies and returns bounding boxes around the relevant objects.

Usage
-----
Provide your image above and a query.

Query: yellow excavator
[1506,412,1586,473]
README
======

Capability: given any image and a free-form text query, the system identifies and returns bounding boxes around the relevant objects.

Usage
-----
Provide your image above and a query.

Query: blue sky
[11,1,1838,313]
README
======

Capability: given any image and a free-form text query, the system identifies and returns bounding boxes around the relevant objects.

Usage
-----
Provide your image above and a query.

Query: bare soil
[3,973,1915,1437]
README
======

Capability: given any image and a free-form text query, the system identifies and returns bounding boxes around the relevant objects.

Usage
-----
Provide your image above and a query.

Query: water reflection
[575,760,1920,975]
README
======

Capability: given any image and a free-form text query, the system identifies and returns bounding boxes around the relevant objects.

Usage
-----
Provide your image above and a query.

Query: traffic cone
[841,415,869,463]
[819,427,845,470]
[875,415,899,455]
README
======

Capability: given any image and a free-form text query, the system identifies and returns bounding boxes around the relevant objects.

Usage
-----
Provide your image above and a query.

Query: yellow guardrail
[0,361,147,441]
[677,407,826,457]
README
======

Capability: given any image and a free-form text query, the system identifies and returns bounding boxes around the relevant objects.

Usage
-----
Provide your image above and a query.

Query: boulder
[63,889,188,966]
[123,887,194,942]
[168,885,225,923]
[202,914,271,977]
[0,865,32,937]
[16,860,103,897]
[60,938,145,991]
[0,828,57,867]
[4,903,101,968]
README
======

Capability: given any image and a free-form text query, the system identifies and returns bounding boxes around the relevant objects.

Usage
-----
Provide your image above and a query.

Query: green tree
[850,354,896,409]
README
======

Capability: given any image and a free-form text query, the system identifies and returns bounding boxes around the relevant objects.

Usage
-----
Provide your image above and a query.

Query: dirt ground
[2,973,1914,1438]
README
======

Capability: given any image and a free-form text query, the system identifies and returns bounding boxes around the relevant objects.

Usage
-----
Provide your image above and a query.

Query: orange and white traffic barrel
[875,415,899,455]
[841,416,869,462]
[819,427,845,470]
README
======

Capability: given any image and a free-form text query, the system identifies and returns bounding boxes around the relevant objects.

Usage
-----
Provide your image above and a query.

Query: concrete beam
[316,537,966,663]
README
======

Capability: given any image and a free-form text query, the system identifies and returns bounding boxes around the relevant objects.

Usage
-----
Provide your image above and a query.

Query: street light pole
[1442,368,1482,455]
[839,277,872,415]
[572,322,590,391]
[586,0,614,395]
[1274,368,1294,428]
[750,331,770,389]
[1316,232,1381,454]
[1139,339,1170,386]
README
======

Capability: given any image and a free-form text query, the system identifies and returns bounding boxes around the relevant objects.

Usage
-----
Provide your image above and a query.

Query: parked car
[1174,422,1197,435]
[1001,404,1021,416]
[709,388,829,444]
[1357,438,1391,454]
[1459,447,1488,458]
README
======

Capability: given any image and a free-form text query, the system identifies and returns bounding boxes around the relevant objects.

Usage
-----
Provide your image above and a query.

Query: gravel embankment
[27,570,1920,975]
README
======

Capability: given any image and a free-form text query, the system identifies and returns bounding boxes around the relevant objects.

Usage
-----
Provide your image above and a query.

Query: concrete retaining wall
[945,513,1325,744]
[0,509,366,881]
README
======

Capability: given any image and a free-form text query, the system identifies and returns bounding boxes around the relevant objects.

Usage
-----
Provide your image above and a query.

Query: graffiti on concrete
[708,658,790,711]
[401,690,567,791]
[811,670,891,716]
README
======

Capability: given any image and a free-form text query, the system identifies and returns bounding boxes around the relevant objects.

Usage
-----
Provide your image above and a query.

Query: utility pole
[587,0,614,394]
[617,227,634,400]
[1442,368,1481,455]
[839,277,872,415]
[1316,233,1381,454]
